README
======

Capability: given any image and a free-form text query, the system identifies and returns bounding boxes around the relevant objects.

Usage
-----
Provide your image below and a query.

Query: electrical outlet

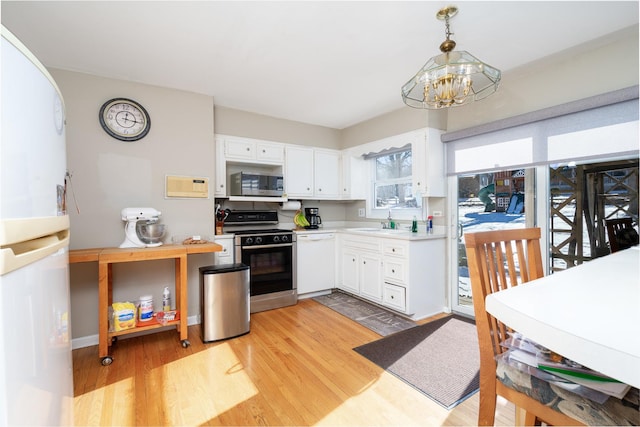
[358,208,365,217]
[433,210,443,217]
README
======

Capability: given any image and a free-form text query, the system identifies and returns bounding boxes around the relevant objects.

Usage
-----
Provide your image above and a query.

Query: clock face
[99,98,150,141]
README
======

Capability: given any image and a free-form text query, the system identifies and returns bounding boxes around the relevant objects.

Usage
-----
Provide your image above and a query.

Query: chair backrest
[464,228,544,366]
[605,217,638,253]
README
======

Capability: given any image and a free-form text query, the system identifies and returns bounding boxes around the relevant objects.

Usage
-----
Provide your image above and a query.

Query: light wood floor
[73,298,515,426]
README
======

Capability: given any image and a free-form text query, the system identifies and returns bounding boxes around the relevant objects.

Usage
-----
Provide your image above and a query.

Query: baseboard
[71,314,202,350]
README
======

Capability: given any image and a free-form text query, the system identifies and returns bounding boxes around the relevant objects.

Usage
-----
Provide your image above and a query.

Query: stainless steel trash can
[200,263,250,342]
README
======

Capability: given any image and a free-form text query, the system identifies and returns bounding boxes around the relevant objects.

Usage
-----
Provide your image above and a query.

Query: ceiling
[2,1,638,129]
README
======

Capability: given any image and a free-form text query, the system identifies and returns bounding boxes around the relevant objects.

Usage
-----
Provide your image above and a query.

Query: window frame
[367,146,423,221]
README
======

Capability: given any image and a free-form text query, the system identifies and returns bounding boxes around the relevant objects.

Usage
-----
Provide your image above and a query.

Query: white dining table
[485,246,640,389]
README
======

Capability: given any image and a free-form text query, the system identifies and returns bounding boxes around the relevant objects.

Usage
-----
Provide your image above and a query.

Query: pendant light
[401,5,501,109]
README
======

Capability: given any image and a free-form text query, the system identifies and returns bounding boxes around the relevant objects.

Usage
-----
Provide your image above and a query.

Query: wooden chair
[605,217,638,253]
[464,228,583,426]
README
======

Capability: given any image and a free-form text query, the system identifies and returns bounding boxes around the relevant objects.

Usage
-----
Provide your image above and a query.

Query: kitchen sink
[346,227,411,234]
[346,227,381,232]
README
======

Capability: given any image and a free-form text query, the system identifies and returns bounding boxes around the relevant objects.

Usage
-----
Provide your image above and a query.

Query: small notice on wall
[165,175,209,198]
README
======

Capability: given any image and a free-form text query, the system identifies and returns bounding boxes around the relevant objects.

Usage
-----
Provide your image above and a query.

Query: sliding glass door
[449,168,537,316]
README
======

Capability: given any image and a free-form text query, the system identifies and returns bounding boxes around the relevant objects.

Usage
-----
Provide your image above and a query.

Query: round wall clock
[99,98,151,141]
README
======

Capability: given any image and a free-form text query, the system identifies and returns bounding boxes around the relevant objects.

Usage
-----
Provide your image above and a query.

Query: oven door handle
[241,243,294,250]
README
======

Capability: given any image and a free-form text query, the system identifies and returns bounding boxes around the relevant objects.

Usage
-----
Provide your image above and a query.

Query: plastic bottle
[139,295,154,322]
[427,216,434,234]
[162,287,171,312]
[411,215,418,233]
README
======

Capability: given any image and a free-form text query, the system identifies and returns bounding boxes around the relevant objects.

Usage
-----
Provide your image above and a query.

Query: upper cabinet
[224,136,284,164]
[342,152,367,200]
[284,146,341,199]
[313,149,341,199]
[284,145,314,198]
[412,128,445,197]
[214,128,443,201]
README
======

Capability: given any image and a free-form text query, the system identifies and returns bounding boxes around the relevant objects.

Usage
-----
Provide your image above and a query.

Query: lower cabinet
[338,235,382,301]
[337,233,445,320]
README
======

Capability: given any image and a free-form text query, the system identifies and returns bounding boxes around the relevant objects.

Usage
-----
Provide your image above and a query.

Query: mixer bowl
[136,222,166,244]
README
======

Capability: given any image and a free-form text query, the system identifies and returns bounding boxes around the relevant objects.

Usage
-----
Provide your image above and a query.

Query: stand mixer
[119,208,166,248]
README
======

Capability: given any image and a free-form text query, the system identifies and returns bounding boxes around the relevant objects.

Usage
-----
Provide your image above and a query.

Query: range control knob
[255,236,263,245]
[273,235,280,243]
[281,235,289,242]
[245,237,254,245]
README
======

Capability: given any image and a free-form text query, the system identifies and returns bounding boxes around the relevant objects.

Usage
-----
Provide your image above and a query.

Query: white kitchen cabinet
[214,136,227,197]
[285,145,314,197]
[213,234,235,265]
[412,128,445,197]
[359,253,382,302]
[285,146,341,199]
[224,136,284,164]
[296,232,336,297]
[313,149,341,199]
[341,152,367,200]
[340,248,360,294]
[337,232,445,320]
[338,235,382,301]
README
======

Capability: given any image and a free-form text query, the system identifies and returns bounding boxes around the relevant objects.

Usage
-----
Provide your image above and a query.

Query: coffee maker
[304,207,322,229]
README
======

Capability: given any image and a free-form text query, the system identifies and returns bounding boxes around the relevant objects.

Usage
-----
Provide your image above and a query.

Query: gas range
[222,210,297,313]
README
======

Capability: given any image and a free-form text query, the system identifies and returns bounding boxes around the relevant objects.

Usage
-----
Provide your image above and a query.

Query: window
[372,147,421,211]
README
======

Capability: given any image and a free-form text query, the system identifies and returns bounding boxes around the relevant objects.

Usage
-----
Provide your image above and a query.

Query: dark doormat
[354,315,480,409]
[312,290,417,336]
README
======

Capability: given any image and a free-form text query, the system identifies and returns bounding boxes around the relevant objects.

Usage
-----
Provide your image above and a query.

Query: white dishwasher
[296,232,336,298]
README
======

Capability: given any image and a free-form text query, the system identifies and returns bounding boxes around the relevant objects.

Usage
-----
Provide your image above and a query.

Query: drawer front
[383,241,408,257]
[384,259,405,283]
[342,236,381,252]
[383,283,406,312]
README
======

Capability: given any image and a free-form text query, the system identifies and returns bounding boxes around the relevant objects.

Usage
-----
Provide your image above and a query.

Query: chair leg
[515,407,542,426]
[477,378,497,426]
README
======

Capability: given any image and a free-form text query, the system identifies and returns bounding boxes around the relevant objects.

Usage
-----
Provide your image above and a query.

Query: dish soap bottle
[162,287,171,312]
[411,215,418,233]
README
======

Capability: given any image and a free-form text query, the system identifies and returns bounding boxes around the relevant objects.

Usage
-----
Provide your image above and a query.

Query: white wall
[53,69,216,341]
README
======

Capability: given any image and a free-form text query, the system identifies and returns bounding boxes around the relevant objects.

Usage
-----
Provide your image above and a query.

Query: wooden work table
[70,243,222,365]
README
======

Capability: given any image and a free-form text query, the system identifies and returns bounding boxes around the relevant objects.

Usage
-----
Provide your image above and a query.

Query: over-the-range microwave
[229,172,284,196]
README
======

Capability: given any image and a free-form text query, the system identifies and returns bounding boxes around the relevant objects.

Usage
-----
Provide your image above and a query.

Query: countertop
[293,225,446,241]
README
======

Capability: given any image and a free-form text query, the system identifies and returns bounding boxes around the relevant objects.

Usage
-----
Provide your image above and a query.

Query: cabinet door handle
[391,269,395,273]
[246,147,250,151]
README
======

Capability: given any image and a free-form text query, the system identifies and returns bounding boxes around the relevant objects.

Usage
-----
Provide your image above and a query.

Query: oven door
[240,243,295,296]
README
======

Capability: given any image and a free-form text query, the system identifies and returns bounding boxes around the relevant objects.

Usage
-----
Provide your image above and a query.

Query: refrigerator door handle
[1,228,69,275]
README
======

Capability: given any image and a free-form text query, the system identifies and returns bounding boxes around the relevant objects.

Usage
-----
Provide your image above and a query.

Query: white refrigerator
[1,26,73,425]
